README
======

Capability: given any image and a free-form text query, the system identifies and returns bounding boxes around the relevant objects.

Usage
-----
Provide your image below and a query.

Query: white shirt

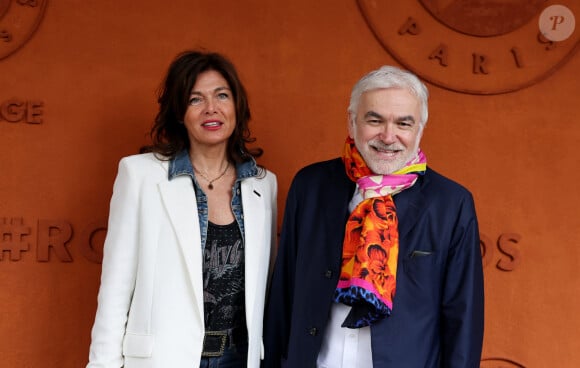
[316,188,373,368]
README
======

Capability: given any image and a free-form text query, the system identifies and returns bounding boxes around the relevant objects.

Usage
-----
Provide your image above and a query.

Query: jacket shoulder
[424,167,473,198]
[260,168,277,183]
[293,158,345,183]
[297,157,343,174]
[118,152,167,173]
[119,152,165,167]
[113,153,168,188]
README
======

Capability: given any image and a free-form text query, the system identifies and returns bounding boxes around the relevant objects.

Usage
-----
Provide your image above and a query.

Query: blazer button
[308,327,318,336]
[324,270,333,278]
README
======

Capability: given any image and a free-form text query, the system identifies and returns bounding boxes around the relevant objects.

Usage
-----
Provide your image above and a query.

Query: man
[263,66,484,367]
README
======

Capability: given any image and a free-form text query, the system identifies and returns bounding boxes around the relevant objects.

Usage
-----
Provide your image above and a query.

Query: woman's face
[183,70,236,150]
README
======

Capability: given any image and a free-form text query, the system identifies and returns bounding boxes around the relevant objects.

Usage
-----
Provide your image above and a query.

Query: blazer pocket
[401,250,442,300]
[410,250,433,258]
[402,251,439,279]
[123,333,154,358]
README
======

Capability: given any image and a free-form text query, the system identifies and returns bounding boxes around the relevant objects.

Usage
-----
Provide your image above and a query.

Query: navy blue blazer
[263,158,484,368]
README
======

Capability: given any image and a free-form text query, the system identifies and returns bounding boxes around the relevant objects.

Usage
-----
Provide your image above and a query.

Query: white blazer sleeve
[87,157,141,368]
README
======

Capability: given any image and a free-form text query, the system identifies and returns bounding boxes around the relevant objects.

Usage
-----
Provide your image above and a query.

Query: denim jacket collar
[168,149,259,181]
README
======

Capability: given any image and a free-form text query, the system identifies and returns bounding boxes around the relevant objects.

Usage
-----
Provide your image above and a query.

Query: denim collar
[168,149,259,181]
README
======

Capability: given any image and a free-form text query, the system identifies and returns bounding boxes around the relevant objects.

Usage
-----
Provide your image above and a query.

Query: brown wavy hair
[141,50,263,163]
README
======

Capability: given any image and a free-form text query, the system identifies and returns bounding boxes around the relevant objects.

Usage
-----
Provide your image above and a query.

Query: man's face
[349,88,423,175]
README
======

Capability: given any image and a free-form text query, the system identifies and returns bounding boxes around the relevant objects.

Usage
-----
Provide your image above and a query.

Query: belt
[201,327,247,357]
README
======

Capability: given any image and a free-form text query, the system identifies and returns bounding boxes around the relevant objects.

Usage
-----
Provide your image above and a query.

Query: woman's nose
[204,98,217,114]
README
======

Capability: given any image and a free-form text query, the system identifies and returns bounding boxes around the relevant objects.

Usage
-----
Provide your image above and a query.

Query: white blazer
[87,153,277,368]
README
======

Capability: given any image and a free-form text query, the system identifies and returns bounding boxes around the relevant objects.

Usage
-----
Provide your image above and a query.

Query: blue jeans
[199,342,248,368]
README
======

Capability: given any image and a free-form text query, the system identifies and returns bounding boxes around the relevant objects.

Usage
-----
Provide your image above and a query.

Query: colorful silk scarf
[334,137,427,328]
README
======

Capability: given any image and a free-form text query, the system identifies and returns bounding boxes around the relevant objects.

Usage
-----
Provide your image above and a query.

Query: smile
[202,121,222,127]
[372,147,400,155]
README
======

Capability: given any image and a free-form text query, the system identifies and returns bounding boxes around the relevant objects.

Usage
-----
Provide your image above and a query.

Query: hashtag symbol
[0,218,31,261]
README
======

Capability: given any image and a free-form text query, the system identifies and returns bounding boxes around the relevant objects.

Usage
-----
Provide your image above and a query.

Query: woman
[87,50,277,368]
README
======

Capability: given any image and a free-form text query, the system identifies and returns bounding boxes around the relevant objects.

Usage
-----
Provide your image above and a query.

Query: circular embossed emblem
[0,0,48,61]
[357,0,579,94]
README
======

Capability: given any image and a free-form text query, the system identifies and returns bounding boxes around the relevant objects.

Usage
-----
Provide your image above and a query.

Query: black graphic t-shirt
[203,221,245,331]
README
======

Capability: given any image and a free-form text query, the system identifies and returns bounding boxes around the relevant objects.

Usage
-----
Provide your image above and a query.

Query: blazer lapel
[324,164,356,264]
[158,176,204,321]
[240,178,267,309]
[394,173,428,242]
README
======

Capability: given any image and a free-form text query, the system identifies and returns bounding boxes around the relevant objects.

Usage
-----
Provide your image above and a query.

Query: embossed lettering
[510,47,524,68]
[480,233,522,271]
[398,17,421,35]
[0,99,44,123]
[472,53,489,74]
[1,30,12,42]
[0,217,110,262]
[428,44,448,67]
[26,101,43,124]
[37,220,73,262]
[479,233,493,268]
[1,99,25,122]
[80,221,106,263]
[537,32,556,51]
[496,233,521,271]
[0,218,31,261]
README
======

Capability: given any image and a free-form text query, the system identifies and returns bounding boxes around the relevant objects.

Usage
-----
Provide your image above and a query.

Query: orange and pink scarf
[334,137,427,328]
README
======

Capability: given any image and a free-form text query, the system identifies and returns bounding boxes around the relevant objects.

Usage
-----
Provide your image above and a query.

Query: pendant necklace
[193,162,230,190]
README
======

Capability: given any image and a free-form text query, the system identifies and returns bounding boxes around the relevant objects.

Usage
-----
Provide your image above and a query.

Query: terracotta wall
[1,0,578,367]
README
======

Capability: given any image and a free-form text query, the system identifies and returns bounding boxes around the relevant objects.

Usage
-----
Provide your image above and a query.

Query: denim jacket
[168,149,260,251]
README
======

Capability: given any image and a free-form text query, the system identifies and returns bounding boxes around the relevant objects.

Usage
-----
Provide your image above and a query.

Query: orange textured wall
[1,1,578,367]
